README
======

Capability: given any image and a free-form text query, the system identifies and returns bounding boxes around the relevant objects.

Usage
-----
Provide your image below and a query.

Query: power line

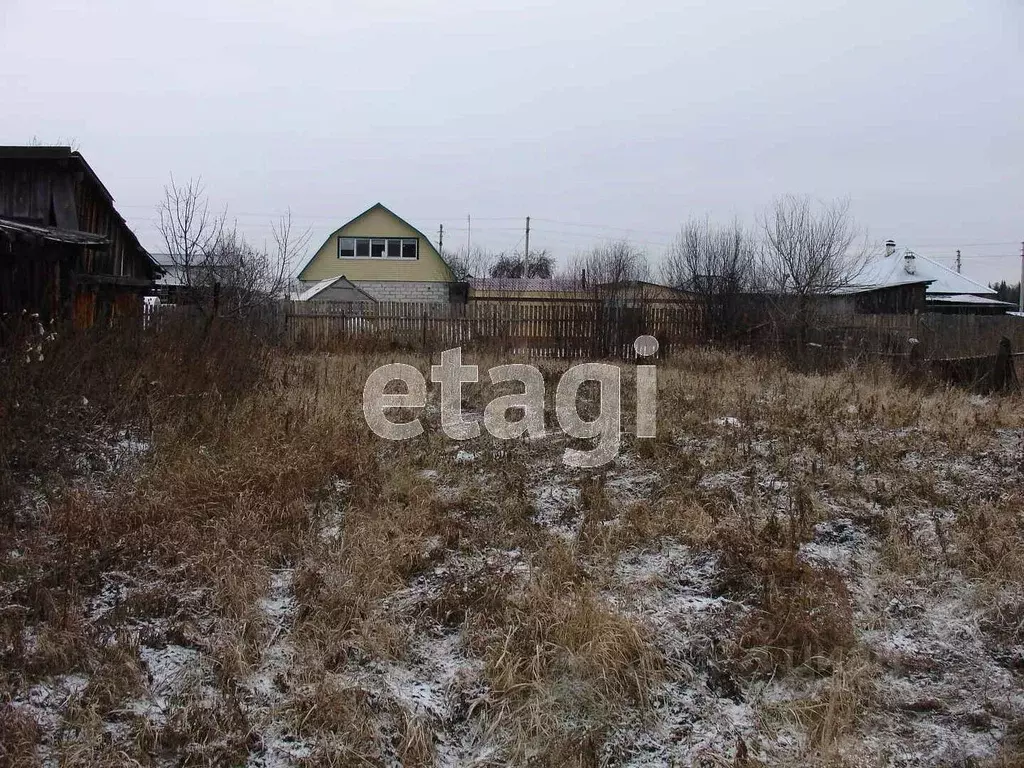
[533,227,673,249]
[531,217,678,238]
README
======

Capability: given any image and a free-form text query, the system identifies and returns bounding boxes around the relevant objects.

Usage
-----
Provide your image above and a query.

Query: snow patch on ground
[604,542,766,766]
[244,569,314,768]
[531,476,582,539]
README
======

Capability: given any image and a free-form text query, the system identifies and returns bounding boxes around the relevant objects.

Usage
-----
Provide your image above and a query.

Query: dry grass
[760,652,876,756]
[2,328,1023,765]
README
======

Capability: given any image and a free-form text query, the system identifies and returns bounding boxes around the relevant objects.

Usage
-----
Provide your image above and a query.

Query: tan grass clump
[480,546,661,761]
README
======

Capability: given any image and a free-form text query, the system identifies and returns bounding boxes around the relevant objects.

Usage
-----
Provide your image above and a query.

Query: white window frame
[338,236,420,260]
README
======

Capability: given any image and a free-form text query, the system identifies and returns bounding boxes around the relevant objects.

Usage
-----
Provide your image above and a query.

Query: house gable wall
[298,206,451,284]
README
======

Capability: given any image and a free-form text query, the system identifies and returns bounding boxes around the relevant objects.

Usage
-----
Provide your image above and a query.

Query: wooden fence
[282,300,704,359]
[814,313,1024,361]
[281,299,1024,365]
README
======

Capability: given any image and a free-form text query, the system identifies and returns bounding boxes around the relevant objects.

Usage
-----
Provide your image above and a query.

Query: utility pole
[1019,241,1023,314]
[956,249,961,274]
[467,214,471,257]
[438,224,443,254]
[524,216,530,263]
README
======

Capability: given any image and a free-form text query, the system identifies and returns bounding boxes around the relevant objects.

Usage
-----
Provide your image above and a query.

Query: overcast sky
[2,0,1022,283]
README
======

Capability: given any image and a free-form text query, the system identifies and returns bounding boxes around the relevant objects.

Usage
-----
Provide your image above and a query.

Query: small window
[402,239,418,259]
[339,237,356,259]
[355,238,370,258]
[370,239,386,258]
[386,238,402,259]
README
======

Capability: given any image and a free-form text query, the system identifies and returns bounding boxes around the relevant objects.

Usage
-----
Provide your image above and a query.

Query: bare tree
[271,208,312,294]
[157,178,305,320]
[663,218,757,342]
[489,250,554,279]
[565,240,650,289]
[158,177,223,307]
[563,241,652,356]
[443,246,494,281]
[759,196,869,350]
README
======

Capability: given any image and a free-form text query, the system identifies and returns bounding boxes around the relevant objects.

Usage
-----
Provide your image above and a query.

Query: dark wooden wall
[0,151,156,330]
[854,283,927,314]
[0,155,156,284]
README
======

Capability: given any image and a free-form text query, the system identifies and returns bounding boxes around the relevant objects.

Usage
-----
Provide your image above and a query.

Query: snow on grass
[798,517,870,578]
[139,642,204,709]
[530,475,581,539]
[10,673,89,743]
[856,580,1024,764]
[605,469,661,505]
[713,416,743,428]
[244,569,315,768]
[603,542,766,766]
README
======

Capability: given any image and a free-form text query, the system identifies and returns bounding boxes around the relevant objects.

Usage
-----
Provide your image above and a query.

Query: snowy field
[2,348,1023,767]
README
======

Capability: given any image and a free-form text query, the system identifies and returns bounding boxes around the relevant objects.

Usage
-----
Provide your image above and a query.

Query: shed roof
[0,146,157,274]
[0,216,109,247]
[294,275,377,302]
[468,277,584,292]
[927,293,1015,307]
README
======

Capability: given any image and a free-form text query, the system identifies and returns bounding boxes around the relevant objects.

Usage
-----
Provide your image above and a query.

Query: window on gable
[337,235,419,259]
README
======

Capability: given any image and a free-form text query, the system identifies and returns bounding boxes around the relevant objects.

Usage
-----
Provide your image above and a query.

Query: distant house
[825,244,934,314]
[295,203,453,303]
[832,240,1014,316]
[0,146,160,329]
[151,251,243,305]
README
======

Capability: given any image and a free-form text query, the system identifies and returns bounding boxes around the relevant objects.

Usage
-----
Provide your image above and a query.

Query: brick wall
[352,281,449,303]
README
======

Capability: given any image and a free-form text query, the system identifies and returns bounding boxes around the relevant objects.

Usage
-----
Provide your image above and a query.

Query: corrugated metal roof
[468,277,584,292]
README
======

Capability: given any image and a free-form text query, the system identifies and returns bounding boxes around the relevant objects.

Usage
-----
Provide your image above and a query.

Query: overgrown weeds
[3,331,1024,765]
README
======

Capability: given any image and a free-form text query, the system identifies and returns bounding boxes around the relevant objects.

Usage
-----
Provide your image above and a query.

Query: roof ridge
[913,252,995,295]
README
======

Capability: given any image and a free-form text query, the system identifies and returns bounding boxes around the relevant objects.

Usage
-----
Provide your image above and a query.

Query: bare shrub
[158,177,304,320]
[759,195,870,361]
[735,556,854,675]
[663,218,759,343]
[0,316,274,516]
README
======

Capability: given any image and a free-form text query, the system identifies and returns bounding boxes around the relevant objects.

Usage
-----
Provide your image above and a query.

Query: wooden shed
[0,146,160,332]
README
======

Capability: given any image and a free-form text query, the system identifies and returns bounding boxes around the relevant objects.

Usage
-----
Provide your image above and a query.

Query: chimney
[885,239,896,257]
[903,250,916,275]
